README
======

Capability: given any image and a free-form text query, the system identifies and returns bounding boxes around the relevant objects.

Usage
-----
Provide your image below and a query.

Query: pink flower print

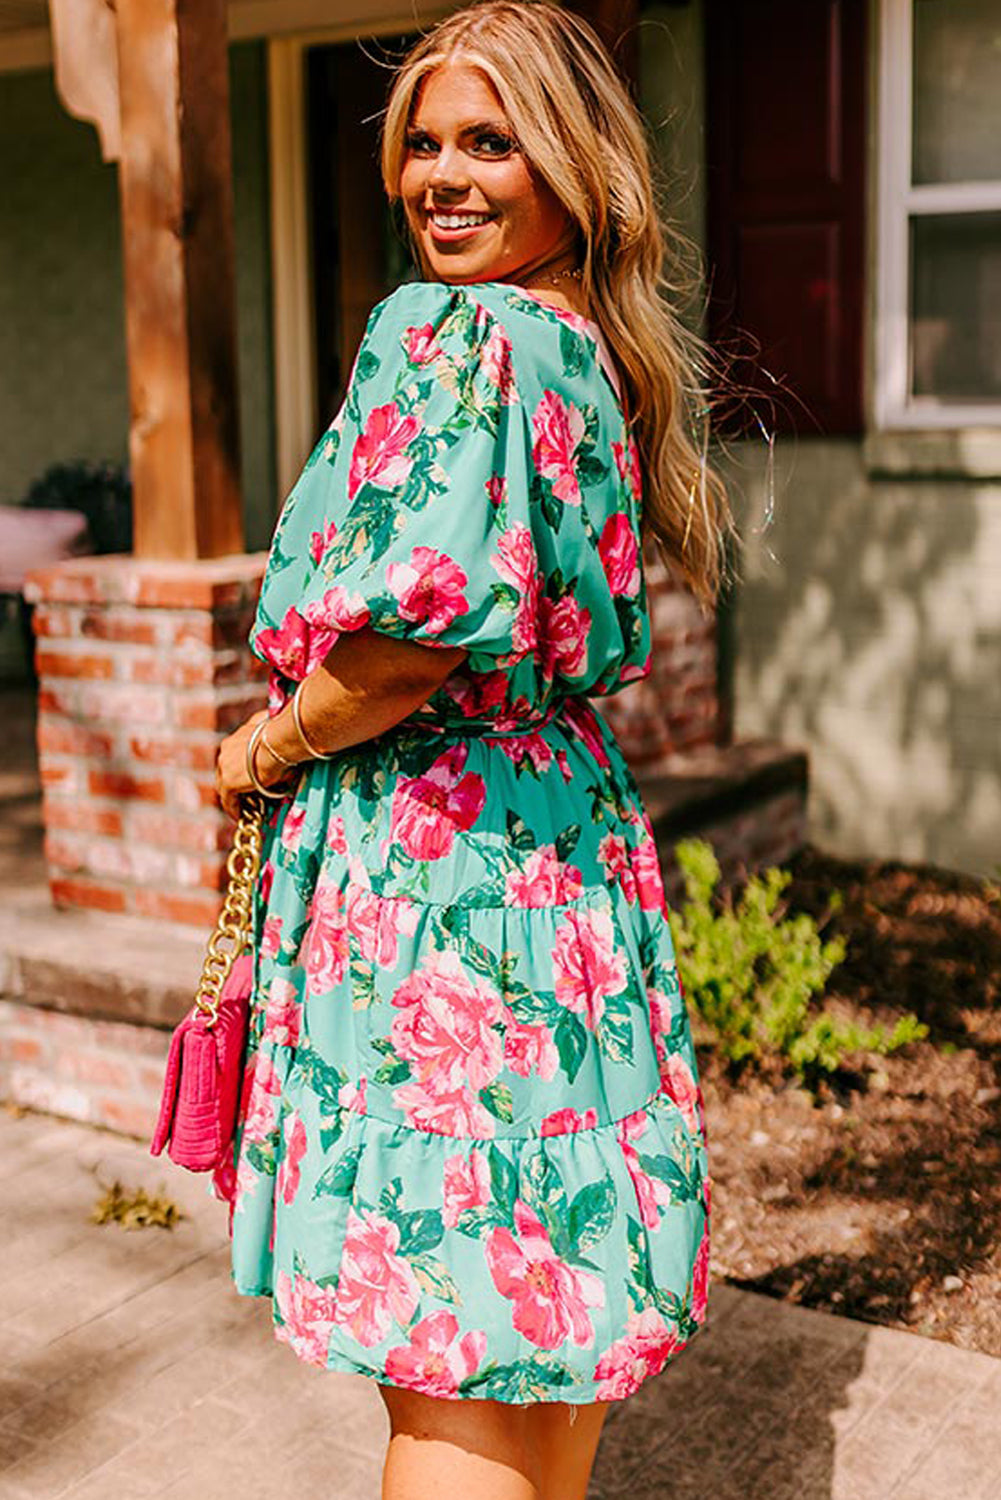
[556,749,573,783]
[481,324,517,404]
[504,1019,558,1082]
[275,1270,339,1366]
[618,1108,673,1229]
[598,832,638,903]
[646,986,673,1069]
[691,1212,710,1325]
[334,1207,420,1348]
[348,402,421,500]
[632,833,667,914]
[390,949,504,1096]
[540,1106,598,1136]
[611,435,643,507]
[504,845,584,908]
[302,878,349,996]
[660,1052,701,1135]
[389,743,486,861]
[263,976,300,1047]
[405,322,442,365]
[490,524,540,657]
[385,1312,487,1398]
[598,513,641,597]
[442,1148,491,1229]
[492,732,553,776]
[561,700,610,768]
[327,815,348,855]
[485,1200,603,1349]
[280,803,307,854]
[620,655,650,684]
[309,518,338,565]
[338,1076,368,1114]
[260,914,283,959]
[241,1053,282,1144]
[254,604,312,677]
[593,1308,680,1400]
[538,594,591,681]
[386,547,470,635]
[393,1079,497,1137]
[532,390,586,505]
[552,908,627,1030]
[486,475,508,508]
[232,1153,260,1218]
[303,585,371,652]
[277,1111,307,1205]
[346,884,419,968]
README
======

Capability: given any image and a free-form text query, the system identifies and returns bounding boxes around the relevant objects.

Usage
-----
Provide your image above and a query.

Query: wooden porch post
[568,0,639,92]
[114,0,243,559]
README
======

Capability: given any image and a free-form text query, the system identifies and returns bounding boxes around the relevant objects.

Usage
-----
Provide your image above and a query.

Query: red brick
[97,1095,156,1138]
[34,649,116,680]
[78,610,159,645]
[36,720,115,759]
[171,773,222,812]
[132,888,222,927]
[127,655,219,687]
[175,692,264,732]
[129,736,217,770]
[165,615,215,648]
[57,1052,132,1088]
[45,803,124,838]
[1,1037,45,1063]
[88,769,166,802]
[127,806,228,852]
[30,605,73,638]
[78,684,166,726]
[135,576,247,610]
[50,876,127,914]
[40,762,84,792]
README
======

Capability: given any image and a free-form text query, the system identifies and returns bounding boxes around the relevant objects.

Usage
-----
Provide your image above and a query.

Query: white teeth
[432,212,492,229]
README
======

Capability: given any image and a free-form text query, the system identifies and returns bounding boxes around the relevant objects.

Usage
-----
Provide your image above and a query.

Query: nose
[426,141,470,196]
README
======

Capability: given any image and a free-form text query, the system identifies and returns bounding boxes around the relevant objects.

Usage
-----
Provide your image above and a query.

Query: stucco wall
[0,40,276,673]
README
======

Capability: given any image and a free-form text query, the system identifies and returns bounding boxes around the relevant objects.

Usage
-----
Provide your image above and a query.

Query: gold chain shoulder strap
[193,793,265,1027]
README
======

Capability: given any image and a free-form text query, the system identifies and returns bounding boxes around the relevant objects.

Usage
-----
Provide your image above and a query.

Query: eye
[405,128,438,156]
[473,130,517,157]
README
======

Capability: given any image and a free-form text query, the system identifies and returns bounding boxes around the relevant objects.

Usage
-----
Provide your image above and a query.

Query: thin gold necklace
[524,265,584,289]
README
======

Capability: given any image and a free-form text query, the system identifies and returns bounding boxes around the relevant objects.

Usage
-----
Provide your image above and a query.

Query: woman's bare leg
[530,1401,609,1500]
[379,1386,543,1500]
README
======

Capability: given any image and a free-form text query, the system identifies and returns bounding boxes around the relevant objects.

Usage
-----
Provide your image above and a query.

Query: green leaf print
[350,956,376,1012]
[488,1143,519,1215]
[505,811,537,853]
[354,348,380,384]
[637,1149,703,1205]
[479,1081,514,1124]
[554,1009,588,1083]
[626,1213,655,1299]
[567,1175,617,1255]
[245,1141,276,1177]
[313,1143,363,1199]
[533,472,564,533]
[576,452,610,489]
[490,581,521,612]
[412,1254,463,1306]
[597,1000,634,1065]
[455,1204,506,1237]
[554,823,581,863]
[373,1055,412,1086]
[559,323,586,377]
[318,1118,345,1152]
[395,1209,445,1257]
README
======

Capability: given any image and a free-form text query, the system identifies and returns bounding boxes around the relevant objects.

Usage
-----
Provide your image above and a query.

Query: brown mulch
[697,842,1001,1357]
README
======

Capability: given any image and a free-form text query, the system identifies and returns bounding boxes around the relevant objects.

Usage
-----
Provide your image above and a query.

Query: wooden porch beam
[114,0,243,559]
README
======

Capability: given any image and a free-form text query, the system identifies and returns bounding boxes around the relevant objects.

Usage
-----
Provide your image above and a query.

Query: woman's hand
[214,710,296,821]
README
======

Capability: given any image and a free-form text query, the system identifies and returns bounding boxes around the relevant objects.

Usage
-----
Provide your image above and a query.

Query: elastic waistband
[399,698,571,740]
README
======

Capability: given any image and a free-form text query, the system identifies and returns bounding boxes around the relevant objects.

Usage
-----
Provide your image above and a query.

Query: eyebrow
[407,118,515,137]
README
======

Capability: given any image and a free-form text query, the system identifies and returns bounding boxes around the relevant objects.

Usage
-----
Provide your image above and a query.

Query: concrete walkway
[1,1106,999,1500]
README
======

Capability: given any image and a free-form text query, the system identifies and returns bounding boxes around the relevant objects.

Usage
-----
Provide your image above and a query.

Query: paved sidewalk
[1,1106,999,1500]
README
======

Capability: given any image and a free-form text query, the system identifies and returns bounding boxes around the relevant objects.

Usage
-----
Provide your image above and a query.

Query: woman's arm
[214,628,467,819]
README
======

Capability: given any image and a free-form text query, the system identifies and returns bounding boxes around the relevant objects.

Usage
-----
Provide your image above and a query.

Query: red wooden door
[705,0,867,436]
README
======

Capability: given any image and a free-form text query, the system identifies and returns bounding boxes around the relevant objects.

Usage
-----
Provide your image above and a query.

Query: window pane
[910,212,1001,400]
[913,0,1001,184]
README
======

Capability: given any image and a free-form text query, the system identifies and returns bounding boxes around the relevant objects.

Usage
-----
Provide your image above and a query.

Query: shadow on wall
[722,438,1001,878]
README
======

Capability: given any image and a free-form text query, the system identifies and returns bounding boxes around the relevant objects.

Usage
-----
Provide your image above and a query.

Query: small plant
[20,459,132,553]
[670,838,929,1086]
[90,1179,185,1230]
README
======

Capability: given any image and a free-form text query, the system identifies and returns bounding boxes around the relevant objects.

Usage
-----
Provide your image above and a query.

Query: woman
[215,4,737,1496]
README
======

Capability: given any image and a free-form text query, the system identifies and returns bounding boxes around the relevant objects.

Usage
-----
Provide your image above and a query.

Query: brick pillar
[24,554,268,927]
[598,541,721,769]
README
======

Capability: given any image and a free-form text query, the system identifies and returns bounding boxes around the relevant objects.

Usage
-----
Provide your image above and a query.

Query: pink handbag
[150,797,264,1172]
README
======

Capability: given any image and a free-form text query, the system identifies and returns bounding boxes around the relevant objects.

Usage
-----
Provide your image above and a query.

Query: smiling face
[399,60,577,286]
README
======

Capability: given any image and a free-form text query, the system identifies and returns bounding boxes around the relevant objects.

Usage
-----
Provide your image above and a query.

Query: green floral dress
[219,279,711,1403]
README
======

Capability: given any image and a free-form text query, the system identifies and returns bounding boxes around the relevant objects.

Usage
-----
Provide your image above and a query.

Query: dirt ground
[696,842,1001,1358]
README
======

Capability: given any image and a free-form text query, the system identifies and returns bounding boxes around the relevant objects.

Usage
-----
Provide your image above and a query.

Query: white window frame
[875,0,1001,429]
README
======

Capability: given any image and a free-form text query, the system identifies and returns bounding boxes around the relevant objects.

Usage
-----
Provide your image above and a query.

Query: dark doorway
[307,37,419,427]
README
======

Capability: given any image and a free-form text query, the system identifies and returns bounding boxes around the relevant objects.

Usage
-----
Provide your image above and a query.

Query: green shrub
[669,838,929,1085]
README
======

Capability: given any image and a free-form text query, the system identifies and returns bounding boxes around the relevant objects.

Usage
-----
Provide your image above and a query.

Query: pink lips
[426,212,496,245]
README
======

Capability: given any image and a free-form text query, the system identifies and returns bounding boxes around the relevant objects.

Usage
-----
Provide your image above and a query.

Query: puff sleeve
[249,282,546,689]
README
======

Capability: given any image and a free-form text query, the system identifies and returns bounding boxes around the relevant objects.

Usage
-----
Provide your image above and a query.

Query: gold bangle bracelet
[260,726,298,768]
[246,721,295,799]
[292,678,334,760]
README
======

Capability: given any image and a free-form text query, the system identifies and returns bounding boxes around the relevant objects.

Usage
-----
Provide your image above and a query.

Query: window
[876,0,1001,427]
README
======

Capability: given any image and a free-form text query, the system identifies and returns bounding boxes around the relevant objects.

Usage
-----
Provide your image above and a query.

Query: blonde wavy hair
[380,0,740,611]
